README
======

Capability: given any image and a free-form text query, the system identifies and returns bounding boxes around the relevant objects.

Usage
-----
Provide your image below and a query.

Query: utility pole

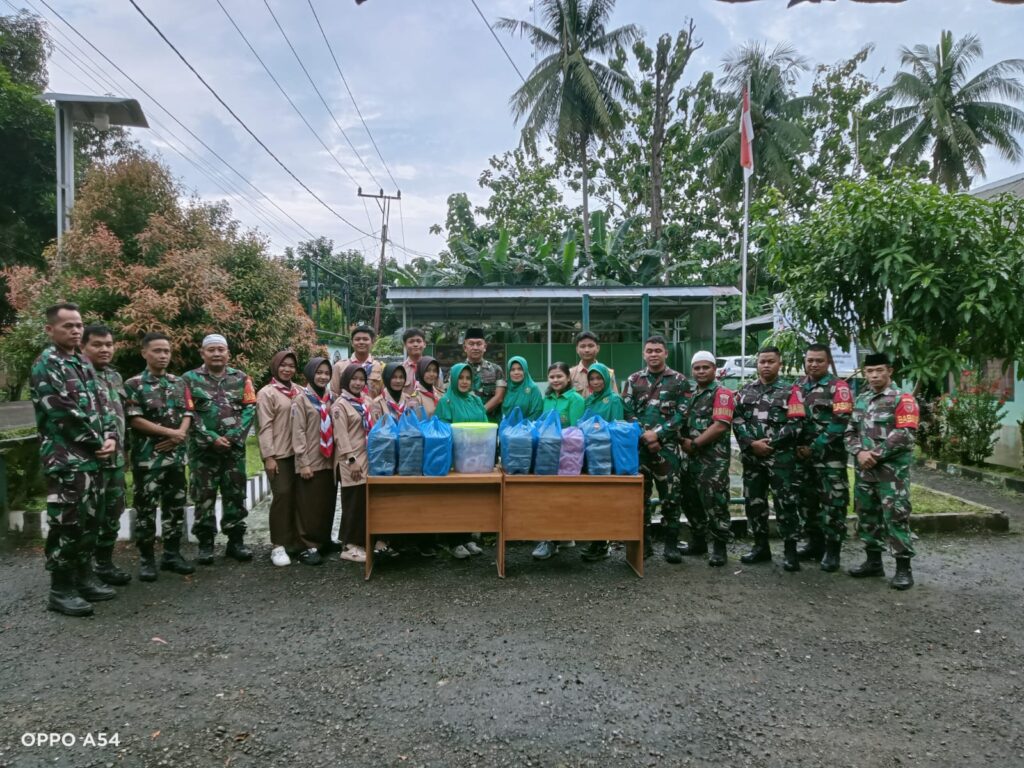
[358,187,401,335]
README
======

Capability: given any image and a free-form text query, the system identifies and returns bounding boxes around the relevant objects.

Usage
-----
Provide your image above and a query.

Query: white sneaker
[270,546,291,567]
[451,544,471,559]
[340,545,366,563]
[464,541,483,556]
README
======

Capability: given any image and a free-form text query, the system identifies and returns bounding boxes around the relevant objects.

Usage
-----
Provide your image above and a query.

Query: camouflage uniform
[732,379,804,541]
[466,358,506,422]
[795,374,852,544]
[681,383,736,543]
[30,346,115,573]
[94,366,127,554]
[844,386,918,557]
[125,370,194,549]
[621,367,692,535]
[182,365,257,542]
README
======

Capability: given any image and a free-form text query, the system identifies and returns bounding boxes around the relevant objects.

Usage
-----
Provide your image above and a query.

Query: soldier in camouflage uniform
[81,324,132,586]
[794,344,853,572]
[183,333,257,564]
[622,335,692,564]
[125,332,196,581]
[844,352,918,590]
[679,351,735,567]
[732,346,805,572]
[463,328,506,422]
[30,303,118,616]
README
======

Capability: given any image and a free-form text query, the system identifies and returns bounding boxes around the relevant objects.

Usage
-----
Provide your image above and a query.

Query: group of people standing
[29,302,921,618]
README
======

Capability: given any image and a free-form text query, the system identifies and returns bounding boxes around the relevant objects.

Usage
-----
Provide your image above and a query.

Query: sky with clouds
[30,0,1024,262]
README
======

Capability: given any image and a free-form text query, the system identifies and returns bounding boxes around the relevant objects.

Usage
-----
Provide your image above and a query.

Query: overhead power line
[468,0,526,83]
[127,0,375,238]
[33,0,320,242]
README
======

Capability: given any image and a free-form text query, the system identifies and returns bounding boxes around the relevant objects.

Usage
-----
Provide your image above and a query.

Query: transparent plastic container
[451,422,498,474]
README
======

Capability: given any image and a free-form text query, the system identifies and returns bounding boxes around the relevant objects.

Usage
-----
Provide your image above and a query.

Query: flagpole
[739,76,752,385]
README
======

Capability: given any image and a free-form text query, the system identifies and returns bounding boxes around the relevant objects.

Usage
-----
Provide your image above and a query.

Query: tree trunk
[580,133,592,257]
[651,59,666,241]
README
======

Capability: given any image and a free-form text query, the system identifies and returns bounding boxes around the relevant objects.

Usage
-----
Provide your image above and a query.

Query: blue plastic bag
[420,416,453,476]
[533,409,562,475]
[558,427,584,476]
[608,420,641,475]
[578,414,612,475]
[368,413,398,476]
[398,408,424,476]
[500,406,534,475]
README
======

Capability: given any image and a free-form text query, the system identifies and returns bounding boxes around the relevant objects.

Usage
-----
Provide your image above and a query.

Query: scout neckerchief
[272,377,299,399]
[305,385,334,458]
[342,389,374,435]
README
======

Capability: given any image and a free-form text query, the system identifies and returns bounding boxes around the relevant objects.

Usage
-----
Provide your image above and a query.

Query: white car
[716,356,757,379]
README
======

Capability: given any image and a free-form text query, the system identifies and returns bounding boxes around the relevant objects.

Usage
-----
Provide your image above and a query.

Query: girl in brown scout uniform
[331,364,372,563]
[411,356,442,419]
[290,357,338,565]
[257,351,302,567]
[370,362,417,423]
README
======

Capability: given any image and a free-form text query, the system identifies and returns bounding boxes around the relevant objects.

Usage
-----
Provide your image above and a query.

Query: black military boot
[580,541,609,562]
[740,535,772,564]
[678,534,708,557]
[196,538,215,565]
[820,541,842,573]
[160,540,196,575]
[890,556,914,590]
[225,532,253,562]
[48,570,93,616]
[94,547,132,586]
[662,530,683,564]
[75,562,117,601]
[138,544,158,582]
[782,540,802,572]
[708,539,727,567]
[643,527,653,560]
[848,548,884,578]
[796,530,825,561]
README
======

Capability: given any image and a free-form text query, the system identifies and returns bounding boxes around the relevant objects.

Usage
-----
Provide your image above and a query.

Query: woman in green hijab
[435,363,488,424]
[583,362,625,421]
[501,356,544,420]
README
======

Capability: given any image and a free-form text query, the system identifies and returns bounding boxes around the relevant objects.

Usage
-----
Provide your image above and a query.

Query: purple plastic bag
[558,427,585,475]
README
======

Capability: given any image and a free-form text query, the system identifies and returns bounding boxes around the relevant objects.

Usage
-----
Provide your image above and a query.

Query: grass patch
[245,436,263,478]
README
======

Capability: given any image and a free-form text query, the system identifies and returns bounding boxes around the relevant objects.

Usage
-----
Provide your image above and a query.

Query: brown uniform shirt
[291,389,334,474]
[256,383,299,460]
[331,395,370,487]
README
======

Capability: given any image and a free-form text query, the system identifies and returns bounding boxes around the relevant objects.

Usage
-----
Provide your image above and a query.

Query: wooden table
[364,470,503,579]
[500,473,645,577]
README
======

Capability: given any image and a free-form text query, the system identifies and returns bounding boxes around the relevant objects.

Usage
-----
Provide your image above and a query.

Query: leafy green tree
[0,10,49,91]
[497,0,640,255]
[760,175,1024,386]
[873,30,1024,192]
[702,41,815,201]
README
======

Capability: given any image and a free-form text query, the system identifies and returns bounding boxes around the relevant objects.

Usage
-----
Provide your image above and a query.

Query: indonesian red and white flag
[740,83,754,180]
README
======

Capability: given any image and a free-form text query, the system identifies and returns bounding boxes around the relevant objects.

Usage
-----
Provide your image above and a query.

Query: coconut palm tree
[874,30,1024,192]
[701,41,815,201]
[496,0,640,255]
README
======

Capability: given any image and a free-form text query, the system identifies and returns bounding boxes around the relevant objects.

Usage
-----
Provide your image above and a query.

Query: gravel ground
[1,526,1023,768]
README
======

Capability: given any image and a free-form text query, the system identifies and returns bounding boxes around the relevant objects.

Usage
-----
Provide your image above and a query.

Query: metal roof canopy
[387,285,739,325]
[41,93,149,128]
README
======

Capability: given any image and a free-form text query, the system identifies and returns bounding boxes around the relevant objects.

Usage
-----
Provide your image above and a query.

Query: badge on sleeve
[712,388,735,423]
[786,386,806,419]
[832,380,853,415]
[242,376,257,405]
[184,385,195,411]
[894,394,920,429]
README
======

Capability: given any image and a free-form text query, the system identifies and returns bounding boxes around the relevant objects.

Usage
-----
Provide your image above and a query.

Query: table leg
[497,532,505,578]
[626,539,643,578]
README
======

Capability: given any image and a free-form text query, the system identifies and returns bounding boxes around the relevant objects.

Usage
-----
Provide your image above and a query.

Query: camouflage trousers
[681,454,733,543]
[742,453,802,541]
[854,472,915,558]
[190,449,247,541]
[795,457,850,543]
[96,465,125,553]
[44,469,99,572]
[134,464,188,548]
[641,445,683,534]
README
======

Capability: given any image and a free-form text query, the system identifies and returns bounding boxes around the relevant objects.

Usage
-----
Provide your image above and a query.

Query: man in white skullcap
[182,333,258,565]
[678,350,737,567]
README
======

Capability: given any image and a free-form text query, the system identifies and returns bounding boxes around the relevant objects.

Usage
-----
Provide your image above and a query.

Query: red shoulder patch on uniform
[712,388,735,423]
[242,377,257,405]
[832,380,853,414]
[894,393,919,429]
[184,385,195,411]
[786,385,806,419]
